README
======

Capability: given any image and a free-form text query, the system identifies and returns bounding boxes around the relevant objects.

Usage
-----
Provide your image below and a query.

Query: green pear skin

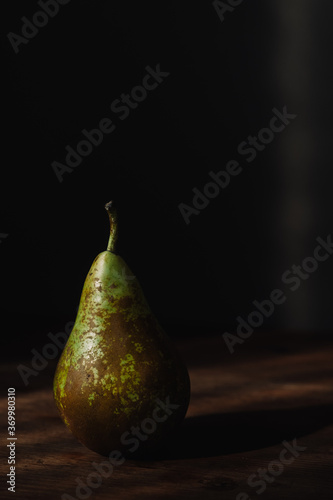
[53,202,190,457]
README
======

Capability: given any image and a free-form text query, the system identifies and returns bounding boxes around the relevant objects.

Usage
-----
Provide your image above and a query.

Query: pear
[53,201,190,457]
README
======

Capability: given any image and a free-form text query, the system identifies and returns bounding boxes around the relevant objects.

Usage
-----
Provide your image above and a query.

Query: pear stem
[105,201,118,253]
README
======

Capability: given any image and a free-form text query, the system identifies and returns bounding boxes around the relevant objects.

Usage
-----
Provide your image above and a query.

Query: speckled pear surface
[53,202,190,457]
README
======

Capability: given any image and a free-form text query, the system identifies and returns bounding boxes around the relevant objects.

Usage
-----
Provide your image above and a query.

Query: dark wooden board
[1,333,333,499]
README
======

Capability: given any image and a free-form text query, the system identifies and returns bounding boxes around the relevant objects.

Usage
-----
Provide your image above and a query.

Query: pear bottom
[53,315,190,458]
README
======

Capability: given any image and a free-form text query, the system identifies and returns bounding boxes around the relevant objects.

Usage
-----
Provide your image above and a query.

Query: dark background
[1,0,333,358]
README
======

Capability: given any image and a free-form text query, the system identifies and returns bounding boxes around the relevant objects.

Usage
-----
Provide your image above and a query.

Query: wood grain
[1,333,333,500]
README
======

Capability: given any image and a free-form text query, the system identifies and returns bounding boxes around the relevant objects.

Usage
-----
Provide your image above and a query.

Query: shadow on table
[147,403,333,460]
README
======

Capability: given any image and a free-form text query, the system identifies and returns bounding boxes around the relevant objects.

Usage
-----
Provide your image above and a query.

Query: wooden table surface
[1,333,333,500]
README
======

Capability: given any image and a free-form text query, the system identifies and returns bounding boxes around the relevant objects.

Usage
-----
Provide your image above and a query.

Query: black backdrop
[2,0,333,357]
